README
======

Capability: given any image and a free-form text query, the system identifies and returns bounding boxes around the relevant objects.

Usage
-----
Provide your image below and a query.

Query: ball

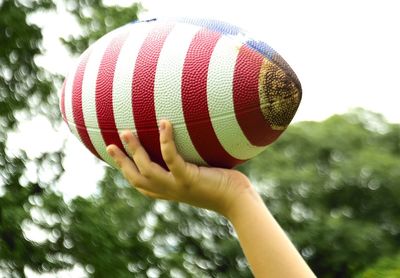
[60,17,301,169]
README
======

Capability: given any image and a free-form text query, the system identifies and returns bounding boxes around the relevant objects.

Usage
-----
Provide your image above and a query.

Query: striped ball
[60,17,302,169]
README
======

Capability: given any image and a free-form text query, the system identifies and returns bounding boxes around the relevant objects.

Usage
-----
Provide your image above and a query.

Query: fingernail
[159,121,166,131]
[108,148,115,157]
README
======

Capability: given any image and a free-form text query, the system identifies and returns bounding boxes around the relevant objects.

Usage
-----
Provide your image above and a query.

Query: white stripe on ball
[154,23,207,166]
[113,23,153,154]
[81,26,127,167]
[207,36,266,159]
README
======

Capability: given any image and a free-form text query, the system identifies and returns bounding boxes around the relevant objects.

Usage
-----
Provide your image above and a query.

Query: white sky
[11,0,400,199]
[139,0,400,123]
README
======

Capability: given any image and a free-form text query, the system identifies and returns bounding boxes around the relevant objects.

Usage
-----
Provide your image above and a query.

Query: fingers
[106,144,147,187]
[159,120,187,179]
[121,130,171,179]
[107,144,167,199]
[108,124,192,202]
[108,131,172,192]
[119,131,152,174]
[108,144,167,194]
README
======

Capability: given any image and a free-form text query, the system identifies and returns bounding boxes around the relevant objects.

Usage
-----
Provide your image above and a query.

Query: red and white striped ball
[60,17,302,169]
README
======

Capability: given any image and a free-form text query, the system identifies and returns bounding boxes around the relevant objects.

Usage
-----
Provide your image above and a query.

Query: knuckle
[128,145,137,157]
[114,156,125,169]
[128,139,139,153]
[163,153,174,166]
[160,135,168,145]
[117,157,127,170]
[162,148,177,166]
[121,169,139,186]
[126,176,136,186]
[147,162,160,176]
[115,159,122,169]
[127,174,142,188]
[140,165,152,178]
[122,170,134,183]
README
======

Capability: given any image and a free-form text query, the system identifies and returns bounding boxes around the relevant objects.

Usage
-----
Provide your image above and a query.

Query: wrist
[219,174,264,220]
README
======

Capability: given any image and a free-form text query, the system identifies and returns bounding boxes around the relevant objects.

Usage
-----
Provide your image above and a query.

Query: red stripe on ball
[233,46,281,147]
[95,31,129,156]
[132,25,173,169]
[182,29,244,168]
[72,50,101,159]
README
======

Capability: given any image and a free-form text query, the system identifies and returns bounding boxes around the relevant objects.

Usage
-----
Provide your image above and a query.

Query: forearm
[225,188,316,278]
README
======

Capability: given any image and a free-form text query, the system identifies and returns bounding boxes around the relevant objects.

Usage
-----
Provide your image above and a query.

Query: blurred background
[1,0,399,277]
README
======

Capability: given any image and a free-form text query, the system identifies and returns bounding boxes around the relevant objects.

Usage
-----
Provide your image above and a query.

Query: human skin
[106,120,316,278]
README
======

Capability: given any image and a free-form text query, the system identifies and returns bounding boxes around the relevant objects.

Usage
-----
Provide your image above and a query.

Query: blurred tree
[0,0,67,277]
[55,109,400,277]
[65,109,399,277]
[61,0,142,55]
[239,108,400,277]
[0,0,142,277]
[2,0,400,277]
[56,169,250,277]
[356,252,400,278]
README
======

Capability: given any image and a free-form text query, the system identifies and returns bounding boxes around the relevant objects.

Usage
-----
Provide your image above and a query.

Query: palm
[106,120,251,216]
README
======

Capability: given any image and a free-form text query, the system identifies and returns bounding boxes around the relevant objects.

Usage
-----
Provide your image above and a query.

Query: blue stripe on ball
[245,39,276,61]
[176,17,241,35]
[245,39,301,87]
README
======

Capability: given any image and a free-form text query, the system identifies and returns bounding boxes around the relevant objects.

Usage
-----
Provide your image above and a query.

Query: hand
[107,121,316,277]
[106,120,256,217]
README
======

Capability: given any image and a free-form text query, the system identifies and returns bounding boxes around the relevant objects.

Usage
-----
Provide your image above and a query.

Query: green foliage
[0,0,56,128]
[2,0,400,276]
[356,252,400,278]
[56,109,399,277]
[239,109,400,277]
[0,0,67,276]
[61,0,142,55]
[56,168,251,277]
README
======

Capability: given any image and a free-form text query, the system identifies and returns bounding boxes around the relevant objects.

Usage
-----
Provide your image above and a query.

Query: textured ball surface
[60,17,302,169]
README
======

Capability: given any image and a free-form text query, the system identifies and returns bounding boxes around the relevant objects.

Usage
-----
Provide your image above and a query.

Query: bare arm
[226,186,315,277]
[106,120,315,278]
